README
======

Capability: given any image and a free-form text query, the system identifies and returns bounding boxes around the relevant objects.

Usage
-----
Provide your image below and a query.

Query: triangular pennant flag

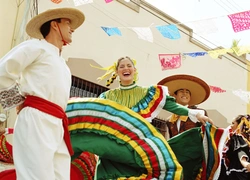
[73,0,93,6]
[156,25,181,39]
[130,27,153,43]
[232,45,250,56]
[207,48,233,59]
[189,19,218,35]
[232,89,250,103]
[183,52,208,57]
[101,27,122,36]
[105,0,113,3]
[228,10,250,33]
[209,85,226,93]
[51,0,62,4]
[158,54,181,70]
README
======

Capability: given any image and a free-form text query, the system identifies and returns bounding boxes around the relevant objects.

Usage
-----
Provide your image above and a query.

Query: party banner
[207,48,233,59]
[73,0,93,6]
[105,0,113,3]
[232,45,250,56]
[232,89,250,103]
[183,52,208,57]
[189,19,218,35]
[209,86,226,93]
[131,27,153,43]
[246,54,250,61]
[156,25,181,39]
[158,54,181,70]
[51,0,62,3]
[228,10,250,33]
[101,27,122,36]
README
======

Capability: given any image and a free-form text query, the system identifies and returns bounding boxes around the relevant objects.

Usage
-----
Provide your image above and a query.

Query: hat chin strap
[56,23,68,46]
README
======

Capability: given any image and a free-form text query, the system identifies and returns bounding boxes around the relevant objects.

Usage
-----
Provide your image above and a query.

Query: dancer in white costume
[0,7,84,180]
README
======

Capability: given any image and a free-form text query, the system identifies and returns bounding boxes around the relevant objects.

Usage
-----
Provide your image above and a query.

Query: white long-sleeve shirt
[0,39,71,110]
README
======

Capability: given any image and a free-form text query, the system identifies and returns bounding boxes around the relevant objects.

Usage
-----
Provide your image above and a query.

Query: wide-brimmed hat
[157,74,210,106]
[26,7,85,39]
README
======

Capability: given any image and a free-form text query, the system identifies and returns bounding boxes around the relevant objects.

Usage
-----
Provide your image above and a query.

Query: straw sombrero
[26,8,85,39]
[157,74,210,106]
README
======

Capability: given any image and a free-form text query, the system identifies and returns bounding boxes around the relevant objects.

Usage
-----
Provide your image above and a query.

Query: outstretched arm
[163,96,213,126]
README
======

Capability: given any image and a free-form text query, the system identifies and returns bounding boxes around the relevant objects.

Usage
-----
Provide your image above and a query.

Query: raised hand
[196,113,214,126]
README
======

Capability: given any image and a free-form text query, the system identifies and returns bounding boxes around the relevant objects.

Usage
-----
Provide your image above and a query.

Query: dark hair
[116,56,134,70]
[235,115,244,125]
[40,18,61,38]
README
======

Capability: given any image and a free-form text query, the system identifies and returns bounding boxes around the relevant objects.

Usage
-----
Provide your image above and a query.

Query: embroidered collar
[120,82,137,90]
[169,114,188,123]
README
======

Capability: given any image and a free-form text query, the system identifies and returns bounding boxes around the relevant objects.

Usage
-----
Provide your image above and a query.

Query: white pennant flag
[232,89,250,103]
[73,0,93,6]
[189,19,218,35]
[131,27,153,43]
[246,53,250,61]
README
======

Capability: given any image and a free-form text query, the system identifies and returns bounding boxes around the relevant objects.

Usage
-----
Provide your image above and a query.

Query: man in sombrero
[0,7,85,179]
[157,74,214,179]
[158,74,210,139]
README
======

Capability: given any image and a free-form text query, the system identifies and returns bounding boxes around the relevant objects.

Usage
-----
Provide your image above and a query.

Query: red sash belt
[23,95,74,155]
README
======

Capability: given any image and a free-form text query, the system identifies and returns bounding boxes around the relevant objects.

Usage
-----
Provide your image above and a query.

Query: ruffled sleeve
[132,85,204,123]
[100,85,205,123]
[130,85,168,122]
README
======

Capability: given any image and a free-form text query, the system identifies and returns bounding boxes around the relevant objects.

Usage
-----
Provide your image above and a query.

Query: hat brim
[158,74,210,106]
[26,8,85,39]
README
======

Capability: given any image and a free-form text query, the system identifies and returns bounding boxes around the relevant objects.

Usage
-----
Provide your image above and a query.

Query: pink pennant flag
[209,85,226,93]
[228,10,250,32]
[105,0,113,3]
[158,54,181,70]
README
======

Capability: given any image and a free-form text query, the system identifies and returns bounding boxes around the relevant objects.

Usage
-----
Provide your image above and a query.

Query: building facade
[1,0,250,138]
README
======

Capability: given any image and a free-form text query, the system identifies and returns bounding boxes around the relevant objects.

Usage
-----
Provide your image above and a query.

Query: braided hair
[106,73,117,87]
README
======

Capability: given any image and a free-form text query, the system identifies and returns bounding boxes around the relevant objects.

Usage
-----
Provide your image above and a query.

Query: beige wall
[0,0,34,143]
[0,0,31,58]
[1,0,249,133]
[248,61,250,114]
[39,0,247,126]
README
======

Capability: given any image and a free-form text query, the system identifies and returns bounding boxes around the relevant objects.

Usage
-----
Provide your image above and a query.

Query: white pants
[13,107,71,180]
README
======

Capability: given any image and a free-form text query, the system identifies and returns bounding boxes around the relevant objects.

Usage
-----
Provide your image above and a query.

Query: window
[70,75,109,98]
[151,118,167,137]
